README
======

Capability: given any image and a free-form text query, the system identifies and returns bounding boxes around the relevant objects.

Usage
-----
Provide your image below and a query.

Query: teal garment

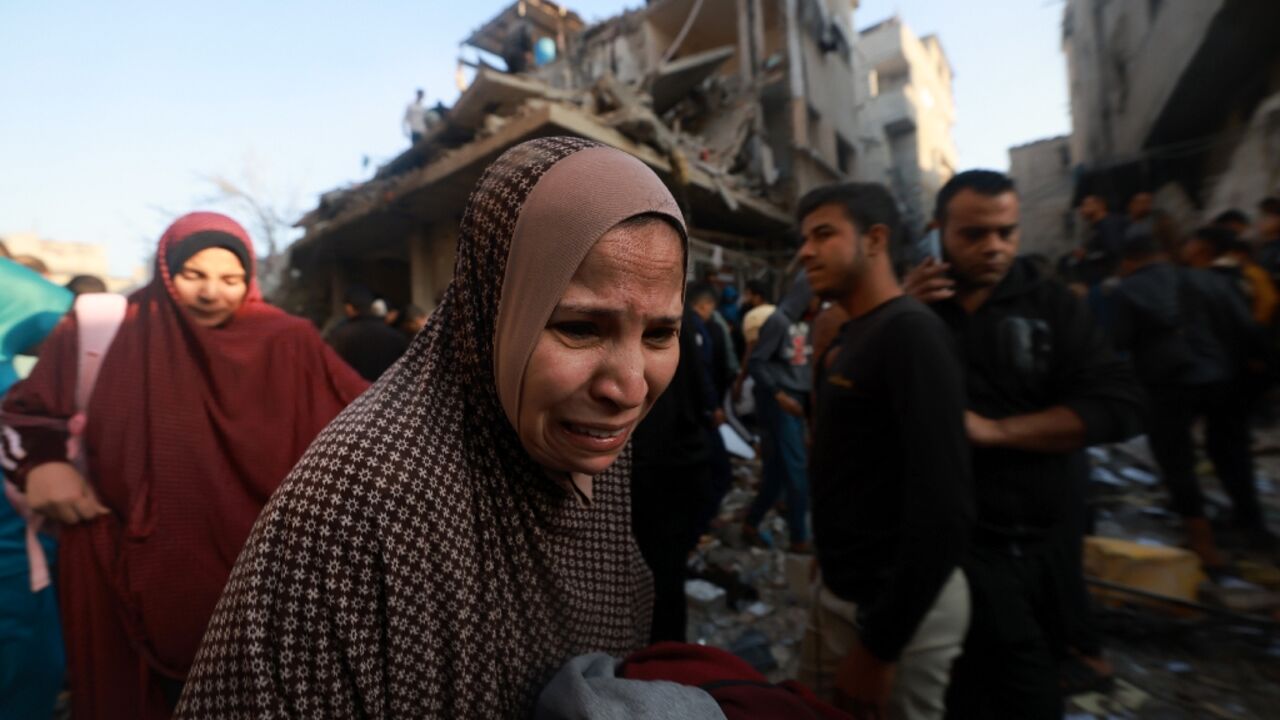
[0,259,73,393]
[0,258,72,718]
[0,258,72,576]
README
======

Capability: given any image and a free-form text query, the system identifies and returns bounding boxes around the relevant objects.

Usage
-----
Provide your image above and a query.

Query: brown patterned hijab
[176,137,686,718]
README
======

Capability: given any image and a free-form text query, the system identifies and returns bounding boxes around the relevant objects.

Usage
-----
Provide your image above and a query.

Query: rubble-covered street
[687,425,1280,719]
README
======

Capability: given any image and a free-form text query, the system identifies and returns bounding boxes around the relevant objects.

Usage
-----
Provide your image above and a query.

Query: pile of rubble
[685,431,1280,718]
[684,461,811,683]
[300,61,773,236]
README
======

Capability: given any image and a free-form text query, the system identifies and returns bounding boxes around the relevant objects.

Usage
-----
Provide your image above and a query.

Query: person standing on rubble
[730,279,775,406]
[325,284,411,381]
[1186,223,1279,328]
[403,88,428,145]
[1071,193,1128,288]
[905,170,1145,719]
[686,282,736,533]
[632,305,715,643]
[1254,197,1280,289]
[742,272,814,552]
[795,182,973,720]
[1113,232,1276,568]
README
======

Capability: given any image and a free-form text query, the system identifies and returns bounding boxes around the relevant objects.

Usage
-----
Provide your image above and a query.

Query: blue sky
[0,0,1069,275]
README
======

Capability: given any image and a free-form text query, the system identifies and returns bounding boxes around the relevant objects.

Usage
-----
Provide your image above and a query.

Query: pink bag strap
[73,293,128,414]
[0,294,124,593]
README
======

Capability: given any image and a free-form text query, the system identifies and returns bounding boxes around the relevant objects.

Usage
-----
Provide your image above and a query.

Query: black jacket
[325,315,410,382]
[1076,215,1128,285]
[1112,263,1256,387]
[633,310,713,470]
[930,258,1145,532]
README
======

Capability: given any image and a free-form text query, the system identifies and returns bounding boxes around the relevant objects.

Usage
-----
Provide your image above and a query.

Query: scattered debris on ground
[688,424,1280,718]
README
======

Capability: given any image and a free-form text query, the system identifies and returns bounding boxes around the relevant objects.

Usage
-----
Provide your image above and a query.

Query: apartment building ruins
[1062,0,1280,227]
[858,15,957,235]
[283,0,880,324]
[1008,135,1075,260]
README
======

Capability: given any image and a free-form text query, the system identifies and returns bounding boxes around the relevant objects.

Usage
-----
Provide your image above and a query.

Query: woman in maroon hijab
[2,212,368,719]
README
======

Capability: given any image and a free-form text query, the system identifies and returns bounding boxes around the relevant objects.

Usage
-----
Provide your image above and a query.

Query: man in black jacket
[796,182,973,719]
[686,282,735,535]
[632,309,714,643]
[1072,193,1128,287]
[1113,233,1272,566]
[906,171,1145,719]
[325,285,410,381]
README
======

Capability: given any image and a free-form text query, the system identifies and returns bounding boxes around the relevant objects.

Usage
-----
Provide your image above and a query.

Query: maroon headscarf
[4,211,368,717]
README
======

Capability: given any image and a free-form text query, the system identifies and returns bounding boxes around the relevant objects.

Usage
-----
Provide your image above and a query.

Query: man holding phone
[905,170,1144,719]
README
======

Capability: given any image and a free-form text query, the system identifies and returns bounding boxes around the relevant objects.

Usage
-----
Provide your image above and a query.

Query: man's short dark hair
[933,170,1016,225]
[1121,233,1163,261]
[796,182,903,261]
[65,275,108,295]
[400,303,428,321]
[686,281,717,307]
[1192,225,1237,257]
[1259,197,1280,216]
[745,279,772,303]
[1213,209,1250,227]
[343,284,377,315]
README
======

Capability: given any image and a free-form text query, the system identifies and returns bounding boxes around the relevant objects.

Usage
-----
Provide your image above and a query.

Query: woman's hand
[26,462,110,524]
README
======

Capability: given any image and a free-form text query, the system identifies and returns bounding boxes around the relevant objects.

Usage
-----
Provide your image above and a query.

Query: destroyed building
[1008,135,1076,260]
[858,15,957,235]
[1062,0,1280,224]
[282,0,884,324]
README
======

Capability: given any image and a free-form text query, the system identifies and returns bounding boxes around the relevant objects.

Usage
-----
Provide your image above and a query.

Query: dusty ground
[688,426,1280,719]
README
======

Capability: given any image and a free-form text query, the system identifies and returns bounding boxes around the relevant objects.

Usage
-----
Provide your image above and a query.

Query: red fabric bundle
[4,212,368,719]
[621,642,852,720]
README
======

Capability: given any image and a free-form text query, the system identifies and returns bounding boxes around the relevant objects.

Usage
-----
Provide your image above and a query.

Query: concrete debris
[292,0,874,281]
[1202,578,1280,614]
[684,579,728,612]
[684,431,1280,715]
[728,629,778,673]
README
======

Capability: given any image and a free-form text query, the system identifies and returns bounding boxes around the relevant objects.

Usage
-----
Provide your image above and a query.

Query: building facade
[1008,135,1076,261]
[284,0,883,324]
[1062,0,1280,226]
[1,232,146,293]
[858,16,958,235]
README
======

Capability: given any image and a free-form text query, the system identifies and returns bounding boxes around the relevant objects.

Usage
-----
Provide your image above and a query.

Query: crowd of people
[0,136,1277,719]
